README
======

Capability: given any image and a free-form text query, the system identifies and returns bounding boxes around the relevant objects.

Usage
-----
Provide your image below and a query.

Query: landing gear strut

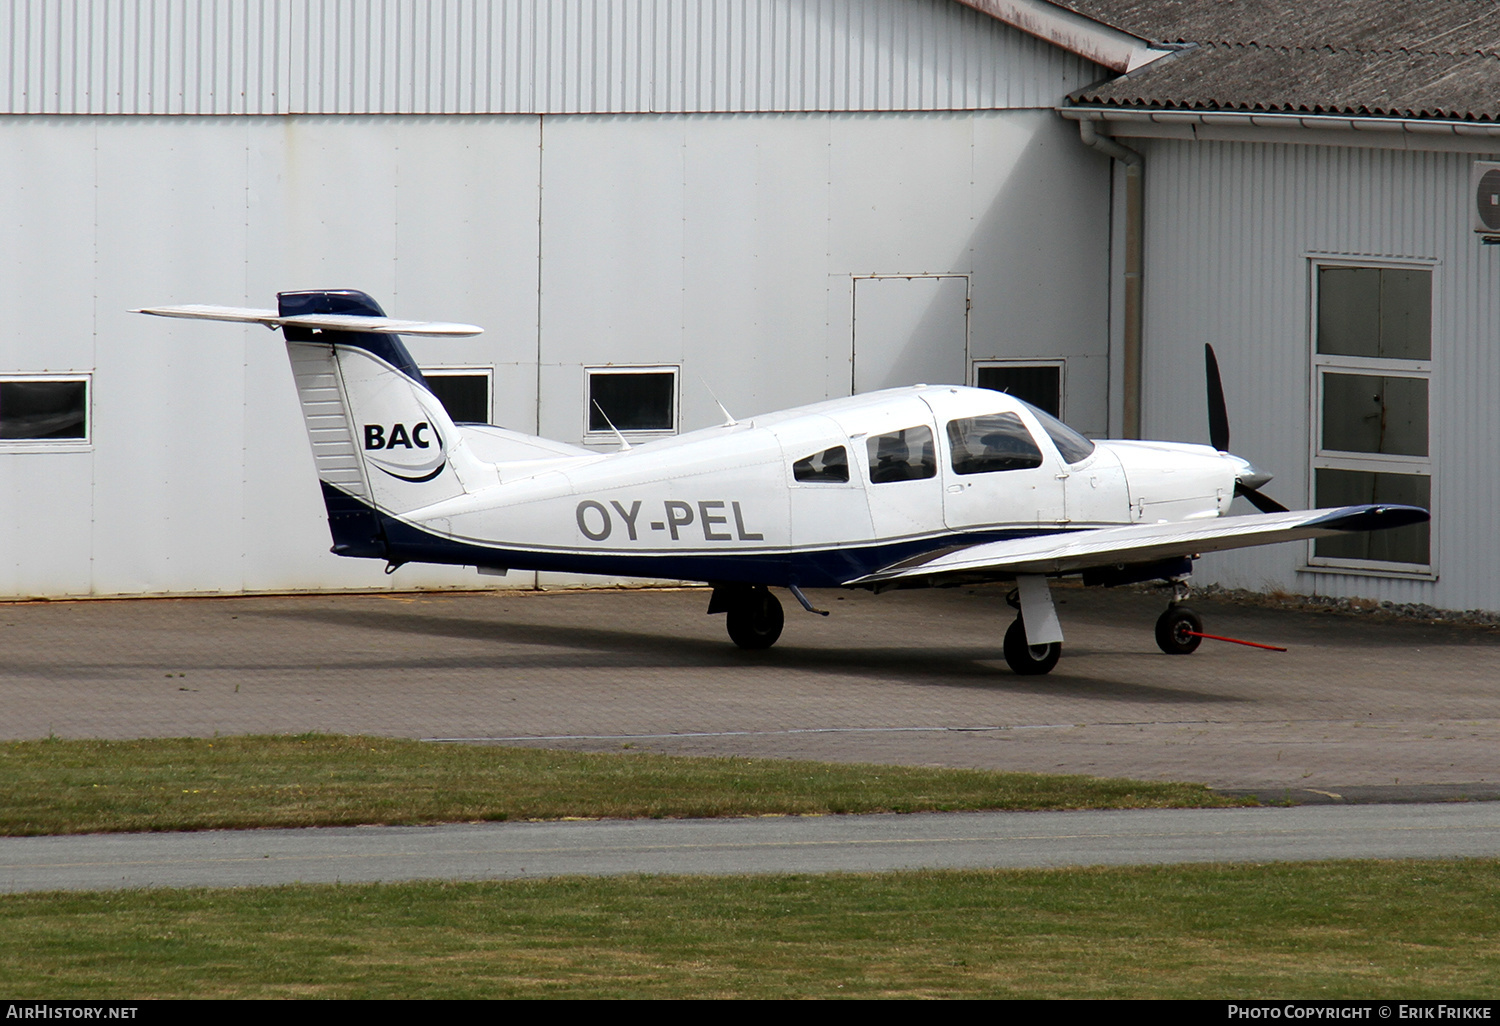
[709,585,785,649]
[1154,580,1202,655]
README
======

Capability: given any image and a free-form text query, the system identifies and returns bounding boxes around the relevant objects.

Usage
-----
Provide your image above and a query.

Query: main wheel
[726,587,784,649]
[1155,605,1203,655]
[1003,616,1061,675]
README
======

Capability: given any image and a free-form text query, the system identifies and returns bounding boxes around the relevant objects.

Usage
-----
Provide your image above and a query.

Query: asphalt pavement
[3,584,1498,890]
[2,583,1495,791]
[6,803,1500,893]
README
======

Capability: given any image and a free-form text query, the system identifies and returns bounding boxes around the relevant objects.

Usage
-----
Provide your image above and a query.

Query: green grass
[0,734,1245,835]
[3,862,1498,998]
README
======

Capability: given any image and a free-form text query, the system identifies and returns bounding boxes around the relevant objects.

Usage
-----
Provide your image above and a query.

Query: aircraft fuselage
[397,384,1239,588]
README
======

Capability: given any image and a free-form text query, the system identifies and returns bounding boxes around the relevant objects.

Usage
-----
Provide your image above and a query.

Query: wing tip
[1309,504,1430,533]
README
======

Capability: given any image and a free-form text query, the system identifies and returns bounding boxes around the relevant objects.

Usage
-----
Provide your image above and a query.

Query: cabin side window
[793,445,849,483]
[945,413,1042,475]
[867,426,936,483]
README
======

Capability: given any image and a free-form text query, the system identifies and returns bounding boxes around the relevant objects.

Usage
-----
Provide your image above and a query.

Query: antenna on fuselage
[698,376,738,427]
[591,400,633,453]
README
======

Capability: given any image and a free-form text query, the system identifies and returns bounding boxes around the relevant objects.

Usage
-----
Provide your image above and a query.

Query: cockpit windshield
[1019,400,1095,464]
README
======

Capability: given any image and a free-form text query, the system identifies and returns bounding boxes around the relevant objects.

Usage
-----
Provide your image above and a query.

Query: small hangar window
[1310,263,1432,572]
[974,362,1062,418]
[586,366,677,436]
[0,377,89,441]
[421,368,492,424]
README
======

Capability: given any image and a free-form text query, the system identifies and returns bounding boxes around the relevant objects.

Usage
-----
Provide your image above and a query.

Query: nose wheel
[1155,604,1203,655]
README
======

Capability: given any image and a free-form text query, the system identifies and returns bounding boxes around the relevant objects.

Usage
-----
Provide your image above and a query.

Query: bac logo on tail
[365,422,435,450]
[362,421,447,483]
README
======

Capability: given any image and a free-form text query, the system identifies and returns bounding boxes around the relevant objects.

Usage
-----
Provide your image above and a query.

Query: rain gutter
[1061,108,1500,154]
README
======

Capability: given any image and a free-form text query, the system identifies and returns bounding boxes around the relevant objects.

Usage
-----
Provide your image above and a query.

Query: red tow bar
[1185,631,1287,652]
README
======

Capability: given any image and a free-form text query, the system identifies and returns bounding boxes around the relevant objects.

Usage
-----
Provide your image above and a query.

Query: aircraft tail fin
[274,290,498,557]
[138,290,495,561]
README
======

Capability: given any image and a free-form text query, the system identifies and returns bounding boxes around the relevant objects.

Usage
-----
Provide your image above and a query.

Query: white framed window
[1308,260,1433,575]
[421,367,492,425]
[0,375,91,449]
[972,360,1064,419]
[584,365,678,440]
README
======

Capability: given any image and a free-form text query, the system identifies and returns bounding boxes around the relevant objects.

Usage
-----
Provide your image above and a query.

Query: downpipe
[1079,119,1144,440]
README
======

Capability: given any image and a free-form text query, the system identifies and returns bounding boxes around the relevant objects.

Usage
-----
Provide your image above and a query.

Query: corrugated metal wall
[1142,139,1500,612]
[0,0,1098,115]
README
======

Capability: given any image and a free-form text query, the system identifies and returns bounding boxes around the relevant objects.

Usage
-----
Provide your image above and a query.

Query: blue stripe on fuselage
[318,482,1073,588]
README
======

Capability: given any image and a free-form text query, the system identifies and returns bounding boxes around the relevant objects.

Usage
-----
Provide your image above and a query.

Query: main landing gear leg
[1154,579,1203,655]
[708,584,785,650]
[1002,575,1063,676]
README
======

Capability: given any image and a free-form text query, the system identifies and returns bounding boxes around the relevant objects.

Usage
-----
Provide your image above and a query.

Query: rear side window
[946,413,1042,474]
[793,445,849,483]
[867,426,936,483]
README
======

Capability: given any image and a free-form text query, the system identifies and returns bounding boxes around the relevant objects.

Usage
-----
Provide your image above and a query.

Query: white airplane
[138,289,1427,675]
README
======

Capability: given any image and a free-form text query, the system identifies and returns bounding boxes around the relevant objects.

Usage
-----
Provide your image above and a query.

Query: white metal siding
[1141,140,1500,612]
[0,109,1107,597]
[0,0,1100,115]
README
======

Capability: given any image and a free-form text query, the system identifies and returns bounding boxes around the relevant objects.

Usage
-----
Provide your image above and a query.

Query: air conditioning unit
[1472,161,1500,241]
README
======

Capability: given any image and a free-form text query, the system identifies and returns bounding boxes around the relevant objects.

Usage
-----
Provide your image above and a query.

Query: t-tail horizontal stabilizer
[133,303,482,337]
[136,290,497,562]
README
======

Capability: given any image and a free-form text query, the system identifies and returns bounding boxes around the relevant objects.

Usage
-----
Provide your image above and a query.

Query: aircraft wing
[845,504,1429,586]
[134,304,482,337]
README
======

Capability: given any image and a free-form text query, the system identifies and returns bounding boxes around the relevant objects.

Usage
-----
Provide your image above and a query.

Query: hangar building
[1,0,1496,614]
[1055,0,1500,613]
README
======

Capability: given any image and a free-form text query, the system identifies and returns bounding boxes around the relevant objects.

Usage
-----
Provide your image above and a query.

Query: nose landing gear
[1155,580,1202,655]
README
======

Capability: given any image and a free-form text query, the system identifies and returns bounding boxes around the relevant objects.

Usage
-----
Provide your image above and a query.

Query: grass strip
[0,734,1245,835]
[3,861,1497,998]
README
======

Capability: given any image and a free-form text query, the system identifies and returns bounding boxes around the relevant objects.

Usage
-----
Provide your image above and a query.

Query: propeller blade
[1209,346,1291,513]
[1205,343,1230,452]
[1237,485,1289,514]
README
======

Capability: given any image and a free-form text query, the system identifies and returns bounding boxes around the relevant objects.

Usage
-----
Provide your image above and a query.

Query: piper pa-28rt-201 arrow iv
[137,290,1428,675]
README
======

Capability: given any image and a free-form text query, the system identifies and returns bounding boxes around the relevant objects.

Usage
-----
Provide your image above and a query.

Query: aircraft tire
[1003,616,1061,675]
[1155,605,1203,655]
[726,587,784,650]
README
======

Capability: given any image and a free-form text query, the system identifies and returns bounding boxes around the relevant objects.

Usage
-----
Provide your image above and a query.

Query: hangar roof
[1030,1,1500,122]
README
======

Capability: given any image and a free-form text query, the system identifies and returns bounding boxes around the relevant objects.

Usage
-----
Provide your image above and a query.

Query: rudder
[277,290,494,557]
